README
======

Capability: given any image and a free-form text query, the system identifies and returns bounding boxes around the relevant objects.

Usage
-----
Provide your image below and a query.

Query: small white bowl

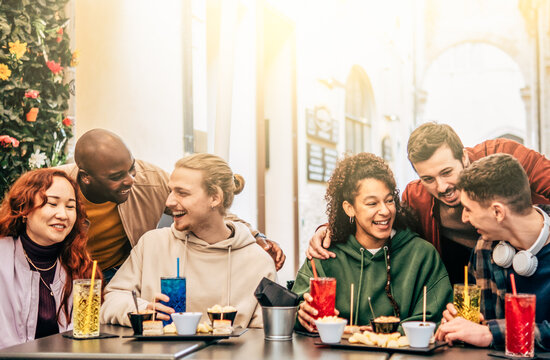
[401,321,435,348]
[314,318,347,344]
[170,312,202,335]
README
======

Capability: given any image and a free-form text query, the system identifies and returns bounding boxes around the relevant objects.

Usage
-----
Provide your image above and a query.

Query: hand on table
[146,293,174,321]
[305,225,336,260]
[435,306,491,347]
[256,237,286,271]
[297,292,339,333]
[441,302,458,322]
[439,302,486,324]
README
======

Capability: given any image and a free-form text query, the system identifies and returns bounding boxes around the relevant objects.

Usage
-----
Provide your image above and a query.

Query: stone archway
[418,42,528,147]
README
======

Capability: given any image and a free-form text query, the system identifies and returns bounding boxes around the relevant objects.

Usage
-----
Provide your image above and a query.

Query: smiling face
[166,167,220,232]
[413,145,467,207]
[26,176,77,246]
[460,191,501,241]
[343,178,396,248]
[81,153,136,204]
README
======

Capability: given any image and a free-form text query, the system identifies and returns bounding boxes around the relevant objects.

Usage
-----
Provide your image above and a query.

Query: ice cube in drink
[160,277,186,325]
[72,279,102,338]
[310,277,336,319]
[453,284,481,323]
[505,293,536,358]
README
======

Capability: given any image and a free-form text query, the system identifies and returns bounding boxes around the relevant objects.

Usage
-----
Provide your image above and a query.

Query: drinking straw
[311,259,319,279]
[510,273,517,296]
[84,260,98,334]
[368,297,376,319]
[177,257,180,278]
[422,286,427,323]
[464,266,470,306]
[350,283,354,326]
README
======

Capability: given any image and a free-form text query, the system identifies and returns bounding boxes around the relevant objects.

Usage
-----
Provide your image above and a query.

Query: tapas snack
[316,315,344,323]
[197,322,213,334]
[142,320,164,336]
[208,304,237,313]
[371,315,400,333]
[344,325,372,334]
[314,316,348,343]
[373,316,400,323]
[163,323,177,334]
[212,319,233,335]
[344,325,361,334]
[207,304,238,324]
[349,330,409,348]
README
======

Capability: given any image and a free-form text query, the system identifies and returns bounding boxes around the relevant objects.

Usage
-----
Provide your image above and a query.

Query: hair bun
[233,174,245,194]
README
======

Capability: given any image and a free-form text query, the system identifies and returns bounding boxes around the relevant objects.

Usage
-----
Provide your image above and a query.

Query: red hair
[0,168,102,325]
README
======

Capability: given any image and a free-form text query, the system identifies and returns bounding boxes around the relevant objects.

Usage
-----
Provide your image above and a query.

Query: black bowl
[207,310,237,325]
[370,318,400,333]
[128,312,154,335]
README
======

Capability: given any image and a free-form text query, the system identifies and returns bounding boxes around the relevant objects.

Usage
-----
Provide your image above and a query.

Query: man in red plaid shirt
[435,154,550,350]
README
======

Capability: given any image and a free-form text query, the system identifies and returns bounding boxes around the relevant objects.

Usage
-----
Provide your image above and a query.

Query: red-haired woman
[0,168,100,349]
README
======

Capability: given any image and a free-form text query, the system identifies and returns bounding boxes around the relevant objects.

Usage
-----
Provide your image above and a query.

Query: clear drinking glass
[160,277,186,325]
[72,279,102,338]
[505,293,536,358]
[309,277,336,319]
[453,283,481,323]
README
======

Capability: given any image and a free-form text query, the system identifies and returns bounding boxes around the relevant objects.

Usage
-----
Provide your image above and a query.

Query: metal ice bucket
[261,306,297,341]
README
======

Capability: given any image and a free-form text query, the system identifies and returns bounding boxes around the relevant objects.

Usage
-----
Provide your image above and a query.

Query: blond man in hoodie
[100,154,277,328]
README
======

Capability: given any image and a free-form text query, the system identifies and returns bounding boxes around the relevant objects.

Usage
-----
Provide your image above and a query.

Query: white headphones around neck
[492,207,550,277]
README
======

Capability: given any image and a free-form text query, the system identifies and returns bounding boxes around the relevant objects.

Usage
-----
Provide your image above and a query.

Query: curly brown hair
[326,152,410,244]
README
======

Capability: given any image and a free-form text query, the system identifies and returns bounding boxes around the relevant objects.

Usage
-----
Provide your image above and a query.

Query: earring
[22,216,27,223]
[349,216,355,224]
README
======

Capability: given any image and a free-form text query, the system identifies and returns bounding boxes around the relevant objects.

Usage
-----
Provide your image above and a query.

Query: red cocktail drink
[505,293,536,358]
[310,277,336,319]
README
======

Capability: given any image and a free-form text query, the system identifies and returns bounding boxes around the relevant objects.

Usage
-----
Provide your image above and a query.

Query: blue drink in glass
[160,277,186,325]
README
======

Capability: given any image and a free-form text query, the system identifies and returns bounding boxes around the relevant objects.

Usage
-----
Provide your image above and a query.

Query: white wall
[75,0,184,173]
[264,34,295,284]
[228,3,258,232]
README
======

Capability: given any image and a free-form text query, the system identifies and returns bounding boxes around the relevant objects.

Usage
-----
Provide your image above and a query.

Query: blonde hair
[175,153,244,215]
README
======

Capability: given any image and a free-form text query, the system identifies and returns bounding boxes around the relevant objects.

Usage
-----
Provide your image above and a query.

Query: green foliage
[0,0,74,199]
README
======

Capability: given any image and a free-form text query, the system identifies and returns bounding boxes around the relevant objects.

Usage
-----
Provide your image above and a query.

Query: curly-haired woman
[292,153,452,332]
[0,169,100,349]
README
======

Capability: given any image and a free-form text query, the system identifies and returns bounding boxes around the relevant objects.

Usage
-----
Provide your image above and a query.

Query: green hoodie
[292,228,452,330]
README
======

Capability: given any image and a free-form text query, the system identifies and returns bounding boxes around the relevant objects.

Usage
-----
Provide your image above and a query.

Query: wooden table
[1,326,549,360]
[0,325,208,359]
[185,329,550,360]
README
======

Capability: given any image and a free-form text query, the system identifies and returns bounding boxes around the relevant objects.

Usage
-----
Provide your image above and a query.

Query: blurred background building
[72,0,550,283]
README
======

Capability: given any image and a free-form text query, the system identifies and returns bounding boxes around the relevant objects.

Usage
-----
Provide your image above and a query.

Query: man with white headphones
[435,153,550,350]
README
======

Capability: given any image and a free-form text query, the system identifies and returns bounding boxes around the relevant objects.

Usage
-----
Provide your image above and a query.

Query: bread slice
[142,320,164,336]
[212,319,233,335]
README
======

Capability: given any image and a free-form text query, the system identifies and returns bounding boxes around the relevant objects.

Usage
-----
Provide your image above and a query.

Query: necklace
[22,248,56,297]
[22,248,57,271]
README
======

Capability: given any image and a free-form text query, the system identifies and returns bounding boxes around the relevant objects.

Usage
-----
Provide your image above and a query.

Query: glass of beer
[72,279,102,338]
[453,283,481,323]
[505,293,536,358]
[310,277,336,319]
[160,277,186,325]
